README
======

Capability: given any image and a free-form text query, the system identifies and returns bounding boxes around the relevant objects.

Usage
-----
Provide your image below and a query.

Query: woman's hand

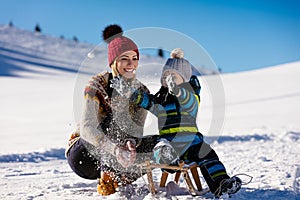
[115,140,137,168]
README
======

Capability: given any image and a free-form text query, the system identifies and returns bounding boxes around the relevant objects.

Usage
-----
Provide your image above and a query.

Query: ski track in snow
[1,25,300,199]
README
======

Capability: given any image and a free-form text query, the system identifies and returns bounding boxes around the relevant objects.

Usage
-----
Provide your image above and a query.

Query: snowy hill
[221,62,300,133]
[0,25,93,77]
[0,25,300,200]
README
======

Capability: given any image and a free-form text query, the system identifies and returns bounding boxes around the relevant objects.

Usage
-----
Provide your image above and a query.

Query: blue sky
[1,0,300,73]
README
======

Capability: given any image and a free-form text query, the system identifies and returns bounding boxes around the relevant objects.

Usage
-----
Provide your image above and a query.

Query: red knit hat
[102,24,139,66]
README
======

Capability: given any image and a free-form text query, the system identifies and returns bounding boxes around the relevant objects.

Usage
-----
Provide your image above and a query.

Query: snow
[1,25,300,199]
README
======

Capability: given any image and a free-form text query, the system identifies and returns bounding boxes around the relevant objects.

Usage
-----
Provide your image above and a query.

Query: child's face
[162,70,184,87]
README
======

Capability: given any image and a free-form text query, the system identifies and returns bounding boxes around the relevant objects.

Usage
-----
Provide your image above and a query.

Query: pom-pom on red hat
[102,24,139,66]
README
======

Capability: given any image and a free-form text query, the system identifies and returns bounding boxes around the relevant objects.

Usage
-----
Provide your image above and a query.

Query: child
[131,48,242,197]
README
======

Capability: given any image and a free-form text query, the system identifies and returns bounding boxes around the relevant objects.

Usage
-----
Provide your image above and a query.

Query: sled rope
[234,173,253,185]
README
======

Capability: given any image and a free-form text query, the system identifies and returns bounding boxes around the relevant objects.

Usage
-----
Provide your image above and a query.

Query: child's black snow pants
[181,141,230,194]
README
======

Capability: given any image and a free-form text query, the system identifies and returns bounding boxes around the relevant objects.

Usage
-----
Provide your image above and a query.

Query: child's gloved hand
[153,139,179,165]
[130,90,143,105]
[166,74,179,95]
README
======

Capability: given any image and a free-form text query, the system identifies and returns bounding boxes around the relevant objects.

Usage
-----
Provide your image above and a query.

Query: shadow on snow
[0,148,66,163]
[205,134,272,144]
[0,52,79,77]
[234,187,299,200]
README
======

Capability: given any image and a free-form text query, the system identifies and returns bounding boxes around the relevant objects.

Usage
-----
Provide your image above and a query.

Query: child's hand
[153,138,179,165]
[166,74,179,95]
[130,90,143,105]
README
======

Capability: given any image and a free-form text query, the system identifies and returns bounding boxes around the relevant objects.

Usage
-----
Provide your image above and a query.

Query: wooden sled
[140,160,210,196]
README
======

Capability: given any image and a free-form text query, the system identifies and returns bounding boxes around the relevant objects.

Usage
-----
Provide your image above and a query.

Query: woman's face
[115,51,139,79]
[162,70,184,87]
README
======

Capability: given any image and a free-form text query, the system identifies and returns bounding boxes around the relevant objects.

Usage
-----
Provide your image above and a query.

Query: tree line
[7,21,200,61]
[8,21,79,43]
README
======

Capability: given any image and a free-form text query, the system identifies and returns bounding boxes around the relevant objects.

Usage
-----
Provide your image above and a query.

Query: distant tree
[73,36,79,42]
[9,21,13,27]
[218,67,222,73]
[35,24,41,32]
[158,48,164,58]
[60,35,65,40]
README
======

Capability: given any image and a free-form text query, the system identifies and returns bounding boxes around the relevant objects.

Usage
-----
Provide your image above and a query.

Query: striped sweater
[80,71,149,154]
[138,81,203,155]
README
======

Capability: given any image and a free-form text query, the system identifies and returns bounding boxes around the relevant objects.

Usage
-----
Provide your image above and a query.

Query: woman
[66,24,157,195]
